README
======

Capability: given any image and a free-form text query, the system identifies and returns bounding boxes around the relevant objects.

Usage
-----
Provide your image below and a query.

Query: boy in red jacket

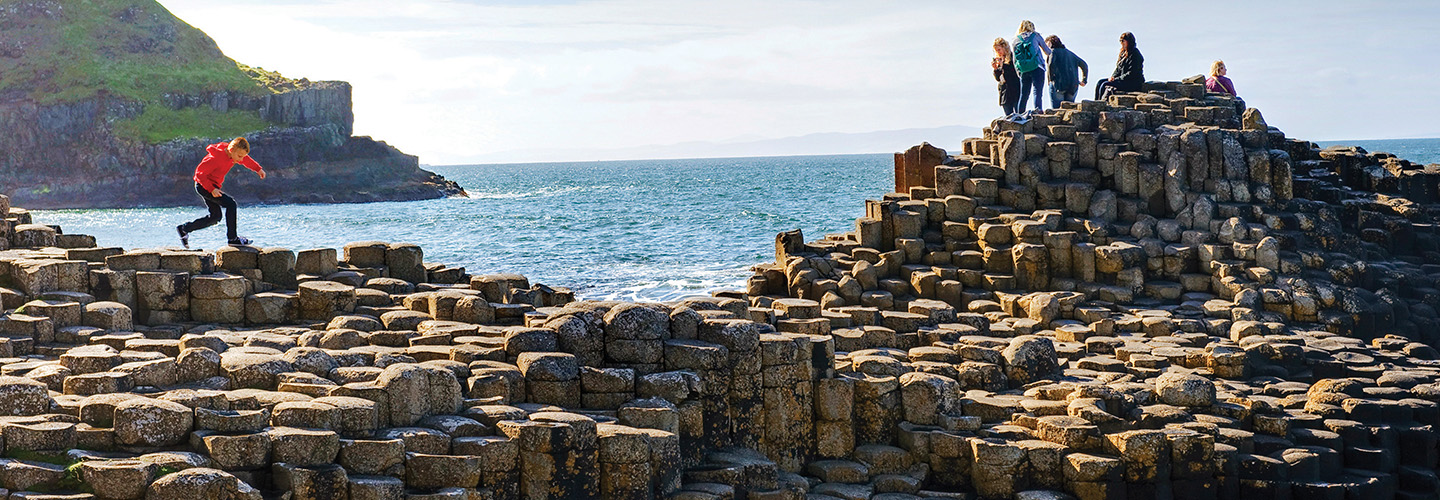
[177,137,266,248]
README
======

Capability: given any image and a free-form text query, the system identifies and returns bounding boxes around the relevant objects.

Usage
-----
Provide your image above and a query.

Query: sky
[156,0,1440,165]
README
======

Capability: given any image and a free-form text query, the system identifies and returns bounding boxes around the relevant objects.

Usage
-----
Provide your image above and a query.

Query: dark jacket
[1110,48,1145,92]
[994,59,1021,107]
[1046,47,1089,94]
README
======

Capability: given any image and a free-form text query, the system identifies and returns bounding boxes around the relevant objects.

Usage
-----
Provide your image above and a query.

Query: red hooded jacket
[194,142,263,192]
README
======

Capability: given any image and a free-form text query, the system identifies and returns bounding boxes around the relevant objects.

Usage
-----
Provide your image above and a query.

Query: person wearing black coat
[1045,35,1088,107]
[992,37,1022,116]
[1094,32,1145,100]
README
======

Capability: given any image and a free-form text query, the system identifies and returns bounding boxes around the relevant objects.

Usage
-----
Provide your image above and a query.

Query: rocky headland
[1,80,1439,500]
[0,0,465,209]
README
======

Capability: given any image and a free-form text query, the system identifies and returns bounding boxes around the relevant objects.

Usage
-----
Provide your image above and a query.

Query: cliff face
[0,0,464,209]
[0,82,463,209]
[156,81,355,137]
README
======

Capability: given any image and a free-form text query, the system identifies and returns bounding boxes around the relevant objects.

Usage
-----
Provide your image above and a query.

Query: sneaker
[176,226,190,249]
[228,237,252,246]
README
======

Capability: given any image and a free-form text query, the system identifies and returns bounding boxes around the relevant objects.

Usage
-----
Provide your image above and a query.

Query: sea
[31,138,1440,302]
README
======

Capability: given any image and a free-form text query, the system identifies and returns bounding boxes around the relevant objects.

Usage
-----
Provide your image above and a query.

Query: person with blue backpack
[1011,20,1052,114]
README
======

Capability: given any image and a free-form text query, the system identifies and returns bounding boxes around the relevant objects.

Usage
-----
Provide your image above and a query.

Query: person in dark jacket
[992,37,1021,116]
[1093,32,1144,100]
[1044,35,1088,107]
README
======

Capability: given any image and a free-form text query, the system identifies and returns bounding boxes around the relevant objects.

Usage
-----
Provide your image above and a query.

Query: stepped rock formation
[1,81,1440,499]
[0,0,465,209]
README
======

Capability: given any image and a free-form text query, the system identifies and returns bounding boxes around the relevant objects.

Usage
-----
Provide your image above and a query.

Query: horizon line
[428,151,898,167]
[425,136,1440,168]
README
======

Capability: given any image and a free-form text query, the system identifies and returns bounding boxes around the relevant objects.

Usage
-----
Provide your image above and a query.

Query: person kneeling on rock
[177,136,266,248]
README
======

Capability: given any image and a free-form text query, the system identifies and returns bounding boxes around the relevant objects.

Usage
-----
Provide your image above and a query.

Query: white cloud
[156,0,1440,164]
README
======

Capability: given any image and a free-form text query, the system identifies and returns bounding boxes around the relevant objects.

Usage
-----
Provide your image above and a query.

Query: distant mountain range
[467,125,984,164]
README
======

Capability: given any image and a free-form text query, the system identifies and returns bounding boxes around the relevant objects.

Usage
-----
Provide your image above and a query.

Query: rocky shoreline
[0,80,1439,500]
[0,0,467,209]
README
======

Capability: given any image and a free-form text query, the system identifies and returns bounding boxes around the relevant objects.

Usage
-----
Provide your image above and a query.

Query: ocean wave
[464,185,597,199]
[33,154,893,301]
[583,277,748,303]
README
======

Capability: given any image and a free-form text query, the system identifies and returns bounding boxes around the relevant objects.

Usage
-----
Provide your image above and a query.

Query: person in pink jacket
[1206,60,1237,96]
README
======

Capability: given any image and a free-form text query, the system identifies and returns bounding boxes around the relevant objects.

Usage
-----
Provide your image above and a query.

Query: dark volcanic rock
[0,1,463,209]
[0,85,465,209]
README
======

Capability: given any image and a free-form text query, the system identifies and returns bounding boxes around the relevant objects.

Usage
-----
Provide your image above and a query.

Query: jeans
[1094,78,1113,101]
[1050,87,1077,108]
[180,182,238,241]
[1017,67,1045,113]
[1002,101,1017,116]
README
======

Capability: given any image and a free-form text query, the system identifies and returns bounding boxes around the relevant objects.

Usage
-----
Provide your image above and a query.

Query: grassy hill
[0,0,303,143]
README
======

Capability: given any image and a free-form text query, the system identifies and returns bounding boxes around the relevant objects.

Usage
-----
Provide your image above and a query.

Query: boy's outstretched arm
[240,155,267,179]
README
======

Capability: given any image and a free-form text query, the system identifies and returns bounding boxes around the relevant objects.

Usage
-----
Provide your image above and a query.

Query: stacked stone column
[699,318,762,450]
[190,273,247,324]
[499,413,600,500]
[758,333,814,472]
[662,338,726,463]
[599,423,656,500]
[135,271,189,325]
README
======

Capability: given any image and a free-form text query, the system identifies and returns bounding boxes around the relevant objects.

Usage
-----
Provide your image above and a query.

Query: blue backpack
[1014,34,1040,73]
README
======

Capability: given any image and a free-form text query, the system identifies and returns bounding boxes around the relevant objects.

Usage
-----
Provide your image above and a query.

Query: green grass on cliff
[0,0,304,142]
[1,0,271,102]
[114,105,271,143]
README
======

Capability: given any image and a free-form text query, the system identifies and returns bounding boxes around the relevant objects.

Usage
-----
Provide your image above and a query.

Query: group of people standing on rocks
[991,21,1237,118]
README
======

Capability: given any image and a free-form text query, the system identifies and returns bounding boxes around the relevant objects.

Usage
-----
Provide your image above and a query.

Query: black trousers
[180,182,238,241]
[1095,78,1140,101]
[1094,78,1113,100]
